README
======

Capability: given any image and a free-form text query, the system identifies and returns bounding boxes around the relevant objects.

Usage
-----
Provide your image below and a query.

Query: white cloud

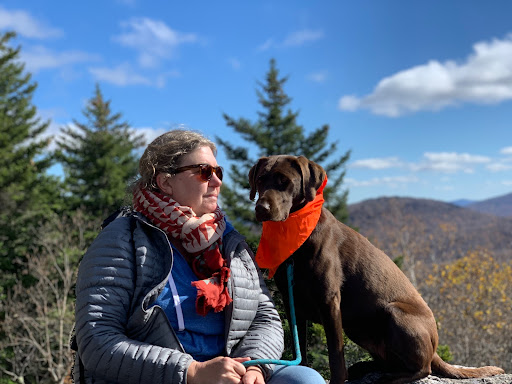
[23,110,63,153]
[346,175,419,188]
[307,70,328,83]
[351,152,491,174]
[435,185,455,192]
[258,29,323,51]
[134,127,168,145]
[89,64,151,86]
[339,34,512,116]
[257,38,275,52]
[485,147,512,171]
[415,152,491,173]
[89,63,180,88]
[20,45,100,73]
[0,6,62,39]
[282,29,324,47]
[487,163,512,172]
[45,121,69,152]
[350,157,404,170]
[338,95,359,111]
[113,18,198,68]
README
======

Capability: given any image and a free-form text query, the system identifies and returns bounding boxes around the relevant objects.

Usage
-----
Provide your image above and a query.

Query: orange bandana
[256,177,327,278]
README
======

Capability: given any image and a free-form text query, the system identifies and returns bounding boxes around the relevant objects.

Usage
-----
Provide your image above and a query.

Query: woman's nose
[209,172,222,187]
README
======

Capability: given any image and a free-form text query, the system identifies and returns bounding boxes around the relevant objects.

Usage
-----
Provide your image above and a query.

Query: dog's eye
[275,175,289,188]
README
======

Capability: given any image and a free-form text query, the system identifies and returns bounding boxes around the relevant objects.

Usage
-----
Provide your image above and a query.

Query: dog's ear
[248,157,268,201]
[297,156,326,202]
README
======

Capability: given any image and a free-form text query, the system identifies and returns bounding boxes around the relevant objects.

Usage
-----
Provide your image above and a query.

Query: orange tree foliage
[418,250,512,372]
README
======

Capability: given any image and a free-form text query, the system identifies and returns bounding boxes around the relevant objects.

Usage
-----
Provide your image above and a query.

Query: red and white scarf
[133,187,232,315]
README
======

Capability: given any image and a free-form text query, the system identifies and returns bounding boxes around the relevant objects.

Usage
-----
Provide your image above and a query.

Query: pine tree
[56,84,145,218]
[218,58,351,245]
[0,31,60,290]
[218,59,352,379]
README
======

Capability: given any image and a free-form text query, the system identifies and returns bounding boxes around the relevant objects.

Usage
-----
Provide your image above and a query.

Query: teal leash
[242,262,302,367]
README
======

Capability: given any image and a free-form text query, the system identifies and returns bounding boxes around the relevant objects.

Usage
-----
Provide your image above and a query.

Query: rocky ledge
[344,373,512,384]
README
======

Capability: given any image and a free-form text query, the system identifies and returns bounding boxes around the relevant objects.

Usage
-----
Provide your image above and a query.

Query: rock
[341,373,512,384]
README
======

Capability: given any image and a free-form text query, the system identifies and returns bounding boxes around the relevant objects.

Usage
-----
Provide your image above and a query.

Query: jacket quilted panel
[73,213,283,383]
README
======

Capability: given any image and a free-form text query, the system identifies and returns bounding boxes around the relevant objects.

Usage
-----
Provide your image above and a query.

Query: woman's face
[157,146,222,216]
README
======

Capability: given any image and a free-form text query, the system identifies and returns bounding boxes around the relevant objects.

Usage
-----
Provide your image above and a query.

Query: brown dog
[249,155,504,384]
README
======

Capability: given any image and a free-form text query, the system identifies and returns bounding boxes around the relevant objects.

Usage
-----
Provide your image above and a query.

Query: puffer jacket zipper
[134,215,187,354]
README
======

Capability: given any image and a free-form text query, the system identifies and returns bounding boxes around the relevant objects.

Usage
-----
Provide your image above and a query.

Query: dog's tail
[431,353,504,378]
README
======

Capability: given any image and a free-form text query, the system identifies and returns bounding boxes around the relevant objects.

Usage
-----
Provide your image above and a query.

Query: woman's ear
[156,173,173,196]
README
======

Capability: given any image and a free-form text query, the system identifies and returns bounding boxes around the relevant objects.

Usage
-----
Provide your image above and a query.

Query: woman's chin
[197,201,218,216]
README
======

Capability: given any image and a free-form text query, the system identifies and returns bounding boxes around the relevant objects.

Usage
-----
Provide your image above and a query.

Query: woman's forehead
[179,146,216,164]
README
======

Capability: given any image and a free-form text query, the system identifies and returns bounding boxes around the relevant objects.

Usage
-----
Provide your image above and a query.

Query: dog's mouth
[255,200,289,222]
[255,213,289,222]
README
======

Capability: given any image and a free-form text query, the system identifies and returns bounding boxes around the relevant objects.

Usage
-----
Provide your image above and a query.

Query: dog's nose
[255,201,271,221]
[255,201,270,214]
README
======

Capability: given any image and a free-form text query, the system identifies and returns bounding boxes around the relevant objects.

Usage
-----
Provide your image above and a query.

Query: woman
[73,130,325,384]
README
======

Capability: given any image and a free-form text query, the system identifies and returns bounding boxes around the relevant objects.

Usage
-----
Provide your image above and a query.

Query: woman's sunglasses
[172,163,224,182]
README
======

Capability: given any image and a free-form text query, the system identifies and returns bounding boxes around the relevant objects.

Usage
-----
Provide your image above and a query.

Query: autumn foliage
[349,198,512,373]
[418,251,512,372]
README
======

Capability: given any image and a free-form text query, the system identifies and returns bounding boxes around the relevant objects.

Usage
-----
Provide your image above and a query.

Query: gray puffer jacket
[73,212,284,384]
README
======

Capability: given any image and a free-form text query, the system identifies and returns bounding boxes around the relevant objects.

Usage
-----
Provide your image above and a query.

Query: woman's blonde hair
[135,129,217,191]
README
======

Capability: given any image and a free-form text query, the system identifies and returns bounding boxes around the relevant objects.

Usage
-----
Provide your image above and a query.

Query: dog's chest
[275,262,325,323]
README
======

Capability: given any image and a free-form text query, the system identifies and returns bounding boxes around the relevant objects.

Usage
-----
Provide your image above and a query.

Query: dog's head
[248,155,326,222]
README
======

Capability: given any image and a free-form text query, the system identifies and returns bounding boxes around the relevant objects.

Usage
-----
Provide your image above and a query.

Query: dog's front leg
[322,292,347,383]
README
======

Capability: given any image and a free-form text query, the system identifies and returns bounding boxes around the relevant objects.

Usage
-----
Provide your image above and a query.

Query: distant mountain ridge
[450,199,475,207]
[347,195,512,265]
[465,192,512,217]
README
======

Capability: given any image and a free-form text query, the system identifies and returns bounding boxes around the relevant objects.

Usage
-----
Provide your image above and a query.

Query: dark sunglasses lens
[215,166,223,181]
[199,165,213,181]
[199,165,223,181]
[198,165,223,181]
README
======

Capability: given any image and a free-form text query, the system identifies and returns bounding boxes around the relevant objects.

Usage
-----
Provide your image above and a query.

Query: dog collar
[256,177,327,278]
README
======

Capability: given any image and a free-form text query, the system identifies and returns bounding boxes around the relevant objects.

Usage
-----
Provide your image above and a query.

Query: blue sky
[2,1,512,204]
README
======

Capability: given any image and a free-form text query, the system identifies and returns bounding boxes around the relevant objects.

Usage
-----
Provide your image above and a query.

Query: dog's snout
[254,199,271,221]
[255,200,271,218]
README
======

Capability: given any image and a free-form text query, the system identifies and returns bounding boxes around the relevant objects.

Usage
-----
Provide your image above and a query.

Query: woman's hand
[242,366,265,384]
[187,356,253,384]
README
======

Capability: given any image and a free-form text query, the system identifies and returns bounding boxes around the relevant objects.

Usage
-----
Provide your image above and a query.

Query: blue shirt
[153,221,234,362]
